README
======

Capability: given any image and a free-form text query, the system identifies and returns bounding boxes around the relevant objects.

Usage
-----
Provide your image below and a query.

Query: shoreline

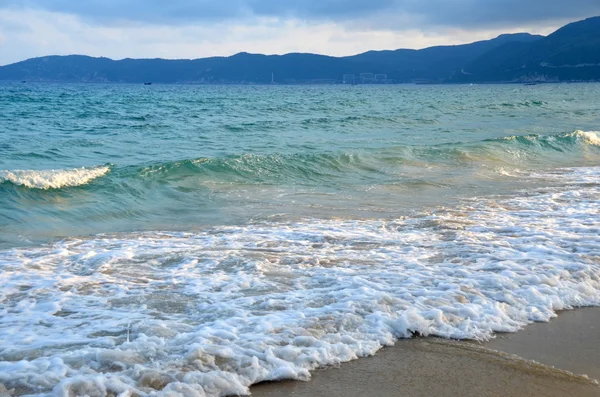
[250,307,600,397]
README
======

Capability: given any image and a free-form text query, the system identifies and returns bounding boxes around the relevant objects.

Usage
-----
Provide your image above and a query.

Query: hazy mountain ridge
[1,16,599,84]
[457,16,600,82]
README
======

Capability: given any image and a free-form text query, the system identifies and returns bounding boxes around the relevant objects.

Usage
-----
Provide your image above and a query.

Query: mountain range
[1,16,599,84]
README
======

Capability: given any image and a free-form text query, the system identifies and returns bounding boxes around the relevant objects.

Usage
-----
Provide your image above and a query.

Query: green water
[1,83,599,248]
[1,82,600,396]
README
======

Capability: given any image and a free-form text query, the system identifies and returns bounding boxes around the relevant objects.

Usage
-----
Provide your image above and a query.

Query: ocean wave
[0,166,110,189]
[565,130,600,146]
[2,131,596,191]
[499,130,600,146]
[133,130,600,185]
[1,167,599,396]
[137,152,376,185]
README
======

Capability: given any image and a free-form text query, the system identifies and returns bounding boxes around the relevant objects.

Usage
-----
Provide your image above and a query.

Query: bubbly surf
[1,82,600,396]
[1,167,599,396]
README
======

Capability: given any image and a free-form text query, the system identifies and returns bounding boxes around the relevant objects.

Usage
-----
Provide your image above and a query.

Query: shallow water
[0,83,599,396]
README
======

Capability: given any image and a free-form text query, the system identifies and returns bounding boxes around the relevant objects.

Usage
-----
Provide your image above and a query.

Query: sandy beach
[250,308,600,397]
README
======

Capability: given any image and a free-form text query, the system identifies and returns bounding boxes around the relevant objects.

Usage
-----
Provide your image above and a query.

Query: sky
[1,1,600,65]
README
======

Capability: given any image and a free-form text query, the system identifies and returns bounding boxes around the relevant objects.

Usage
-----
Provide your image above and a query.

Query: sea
[1,82,599,396]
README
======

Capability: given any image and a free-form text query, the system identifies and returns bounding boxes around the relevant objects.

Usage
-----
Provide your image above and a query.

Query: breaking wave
[1,132,598,192]
[499,130,600,147]
[133,130,600,184]
[565,130,600,146]
[0,166,110,189]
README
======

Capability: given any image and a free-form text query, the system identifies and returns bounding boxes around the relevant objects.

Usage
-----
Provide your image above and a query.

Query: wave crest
[130,131,600,186]
[500,130,600,146]
[0,166,110,189]
[566,130,600,146]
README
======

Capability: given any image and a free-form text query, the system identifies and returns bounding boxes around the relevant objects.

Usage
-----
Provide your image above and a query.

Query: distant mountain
[345,33,542,82]
[1,16,599,84]
[0,33,541,84]
[456,16,600,82]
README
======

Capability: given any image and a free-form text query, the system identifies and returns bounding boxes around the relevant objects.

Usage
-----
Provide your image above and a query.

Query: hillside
[0,34,541,84]
[457,16,600,82]
[1,16,599,83]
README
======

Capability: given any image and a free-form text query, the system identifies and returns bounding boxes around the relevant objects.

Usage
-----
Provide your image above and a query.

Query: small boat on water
[523,82,537,86]
[144,82,152,85]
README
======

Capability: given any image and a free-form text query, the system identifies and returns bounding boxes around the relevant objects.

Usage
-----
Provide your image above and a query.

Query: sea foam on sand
[0,167,599,396]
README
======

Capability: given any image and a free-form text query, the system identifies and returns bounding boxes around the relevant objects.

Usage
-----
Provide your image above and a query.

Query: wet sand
[485,308,600,380]
[250,308,600,397]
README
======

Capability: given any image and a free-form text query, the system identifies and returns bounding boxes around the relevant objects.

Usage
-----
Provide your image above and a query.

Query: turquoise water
[1,83,600,396]
[1,83,599,248]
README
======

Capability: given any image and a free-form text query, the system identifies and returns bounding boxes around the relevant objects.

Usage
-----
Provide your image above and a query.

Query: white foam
[495,167,524,177]
[0,166,110,189]
[568,130,600,146]
[0,167,599,396]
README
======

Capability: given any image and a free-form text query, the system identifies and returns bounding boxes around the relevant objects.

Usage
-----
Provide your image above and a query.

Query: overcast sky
[1,1,599,65]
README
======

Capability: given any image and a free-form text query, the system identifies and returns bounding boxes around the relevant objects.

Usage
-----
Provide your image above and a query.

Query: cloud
[403,0,600,28]
[3,0,600,28]
[0,1,598,65]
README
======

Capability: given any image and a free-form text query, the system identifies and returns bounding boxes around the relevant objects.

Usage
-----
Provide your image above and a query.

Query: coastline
[250,308,600,397]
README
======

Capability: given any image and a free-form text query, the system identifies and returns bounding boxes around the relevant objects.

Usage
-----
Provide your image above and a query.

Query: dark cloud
[4,0,600,28]
[404,0,600,28]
